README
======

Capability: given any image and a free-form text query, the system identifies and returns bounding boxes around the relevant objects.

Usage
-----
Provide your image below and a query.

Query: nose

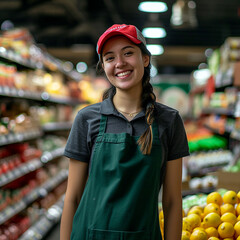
[115,56,126,68]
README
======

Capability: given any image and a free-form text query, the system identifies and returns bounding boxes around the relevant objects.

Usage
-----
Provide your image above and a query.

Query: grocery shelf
[42,122,72,132]
[0,47,44,70]
[0,169,68,225]
[230,130,240,141]
[201,107,235,116]
[40,147,65,164]
[19,194,65,240]
[0,147,65,187]
[0,129,43,147]
[203,124,231,137]
[0,158,42,187]
[182,187,215,197]
[0,87,83,106]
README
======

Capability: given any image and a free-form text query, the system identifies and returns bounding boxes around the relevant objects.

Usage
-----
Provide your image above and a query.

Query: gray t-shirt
[64,97,189,166]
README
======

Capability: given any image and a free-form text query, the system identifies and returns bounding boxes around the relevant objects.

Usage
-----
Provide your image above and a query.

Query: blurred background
[1,1,240,240]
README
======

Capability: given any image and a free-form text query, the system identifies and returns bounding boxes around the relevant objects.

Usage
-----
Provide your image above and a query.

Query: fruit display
[159,190,240,240]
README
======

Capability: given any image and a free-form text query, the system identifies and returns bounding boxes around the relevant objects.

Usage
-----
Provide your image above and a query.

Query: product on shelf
[159,189,240,240]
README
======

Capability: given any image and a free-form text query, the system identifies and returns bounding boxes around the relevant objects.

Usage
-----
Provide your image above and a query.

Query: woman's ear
[143,55,150,67]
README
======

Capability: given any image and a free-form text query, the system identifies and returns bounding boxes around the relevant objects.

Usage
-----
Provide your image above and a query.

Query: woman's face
[101,36,149,92]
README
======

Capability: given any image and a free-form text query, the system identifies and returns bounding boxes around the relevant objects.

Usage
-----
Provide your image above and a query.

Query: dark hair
[97,43,156,155]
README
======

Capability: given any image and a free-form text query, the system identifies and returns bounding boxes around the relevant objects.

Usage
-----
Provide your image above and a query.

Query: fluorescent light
[138,1,168,13]
[142,27,166,38]
[146,44,164,55]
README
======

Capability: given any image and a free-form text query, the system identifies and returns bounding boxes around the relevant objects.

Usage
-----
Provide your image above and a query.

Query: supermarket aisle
[43,223,60,240]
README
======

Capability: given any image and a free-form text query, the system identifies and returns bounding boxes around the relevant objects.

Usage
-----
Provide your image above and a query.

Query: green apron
[71,114,163,240]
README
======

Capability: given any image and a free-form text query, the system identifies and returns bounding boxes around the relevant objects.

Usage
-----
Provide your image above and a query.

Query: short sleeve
[64,111,90,162]
[168,112,190,160]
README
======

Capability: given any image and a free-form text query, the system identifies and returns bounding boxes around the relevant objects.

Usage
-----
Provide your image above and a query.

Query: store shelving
[0,147,65,187]
[0,169,68,225]
[0,86,83,106]
[19,194,65,240]
[0,130,42,147]
[201,107,235,116]
[42,122,72,132]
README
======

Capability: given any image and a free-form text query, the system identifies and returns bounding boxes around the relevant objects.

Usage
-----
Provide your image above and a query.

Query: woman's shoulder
[76,102,102,120]
[154,102,179,118]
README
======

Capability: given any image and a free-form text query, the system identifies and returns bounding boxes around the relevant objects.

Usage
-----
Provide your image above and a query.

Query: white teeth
[117,71,131,77]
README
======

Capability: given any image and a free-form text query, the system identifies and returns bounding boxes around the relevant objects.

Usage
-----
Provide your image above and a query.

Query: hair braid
[137,61,156,155]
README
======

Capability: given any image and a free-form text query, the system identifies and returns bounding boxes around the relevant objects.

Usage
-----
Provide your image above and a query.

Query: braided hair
[98,43,156,155]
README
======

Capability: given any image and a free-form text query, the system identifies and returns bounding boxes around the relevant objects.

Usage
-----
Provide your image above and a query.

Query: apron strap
[98,114,108,136]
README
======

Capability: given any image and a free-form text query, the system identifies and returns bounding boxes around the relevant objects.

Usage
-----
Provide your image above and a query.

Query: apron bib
[71,114,163,240]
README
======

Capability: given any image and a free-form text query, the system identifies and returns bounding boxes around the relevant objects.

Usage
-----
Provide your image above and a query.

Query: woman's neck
[113,88,142,113]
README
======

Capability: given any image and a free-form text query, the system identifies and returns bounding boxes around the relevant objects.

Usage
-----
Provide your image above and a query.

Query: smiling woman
[60,24,190,240]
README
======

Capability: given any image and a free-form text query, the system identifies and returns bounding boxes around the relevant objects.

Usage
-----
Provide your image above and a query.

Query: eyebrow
[103,45,135,57]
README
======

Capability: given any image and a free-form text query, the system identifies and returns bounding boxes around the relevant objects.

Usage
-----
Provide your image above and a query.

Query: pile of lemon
[159,190,240,240]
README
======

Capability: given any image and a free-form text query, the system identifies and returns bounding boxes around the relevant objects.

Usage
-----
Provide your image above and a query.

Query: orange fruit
[208,237,219,240]
[234,221,240,236]
[205,227,219,238]
[220,203,236,215]
[220,212,237,225]
[187,213,201,229]
[204,203,221,216]
[223,191,237,205]
[190,229,207,240]
[203,212,221,228]
[236,203,240,216]
[207,192,223,206]
[218,222,234,238]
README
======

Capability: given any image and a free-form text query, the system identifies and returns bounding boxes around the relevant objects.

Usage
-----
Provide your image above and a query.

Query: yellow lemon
[190,229,208,240]
[182,230,191,238]
[200,222,207,229]
[187,213,201,229]
[236,235,240,240]
[234,221,240,236]
[183,209,186,218]
[159,210,164,220]
[222,238,234,240]
[204,203,221,216]
[183,217,193,233]
[218,222,234,238]
[221,212,237,225]
[192,227,205,232]
[237,191,240,203]
[220,203,236,215]
[208,237,220,240]
[236,203,240,216]
[203,212,221,228]
[237,215,240,221]
[207,192,223,206]
[205,227,219,238]
[223,191,237,205]
[188,208,202,218]
[182,235,190,240]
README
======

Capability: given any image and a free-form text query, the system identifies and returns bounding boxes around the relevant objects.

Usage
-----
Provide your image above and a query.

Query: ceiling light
[142,27,166,38]
[138,1,168,13]
[76,62,88,73]
[146,44,164,55]
[170,0,197,29]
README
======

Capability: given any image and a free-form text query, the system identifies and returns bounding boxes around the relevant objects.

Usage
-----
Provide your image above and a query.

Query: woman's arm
[162,158,183,240]
[60,158,89,240]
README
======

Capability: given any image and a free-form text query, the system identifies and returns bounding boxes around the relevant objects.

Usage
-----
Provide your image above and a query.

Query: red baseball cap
[97,24,150,55]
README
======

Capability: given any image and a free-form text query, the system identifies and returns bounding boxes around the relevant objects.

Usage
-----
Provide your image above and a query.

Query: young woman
[60,24,189,240]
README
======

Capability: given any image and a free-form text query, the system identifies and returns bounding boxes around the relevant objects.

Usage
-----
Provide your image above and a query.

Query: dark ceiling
[0,0,240,74]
